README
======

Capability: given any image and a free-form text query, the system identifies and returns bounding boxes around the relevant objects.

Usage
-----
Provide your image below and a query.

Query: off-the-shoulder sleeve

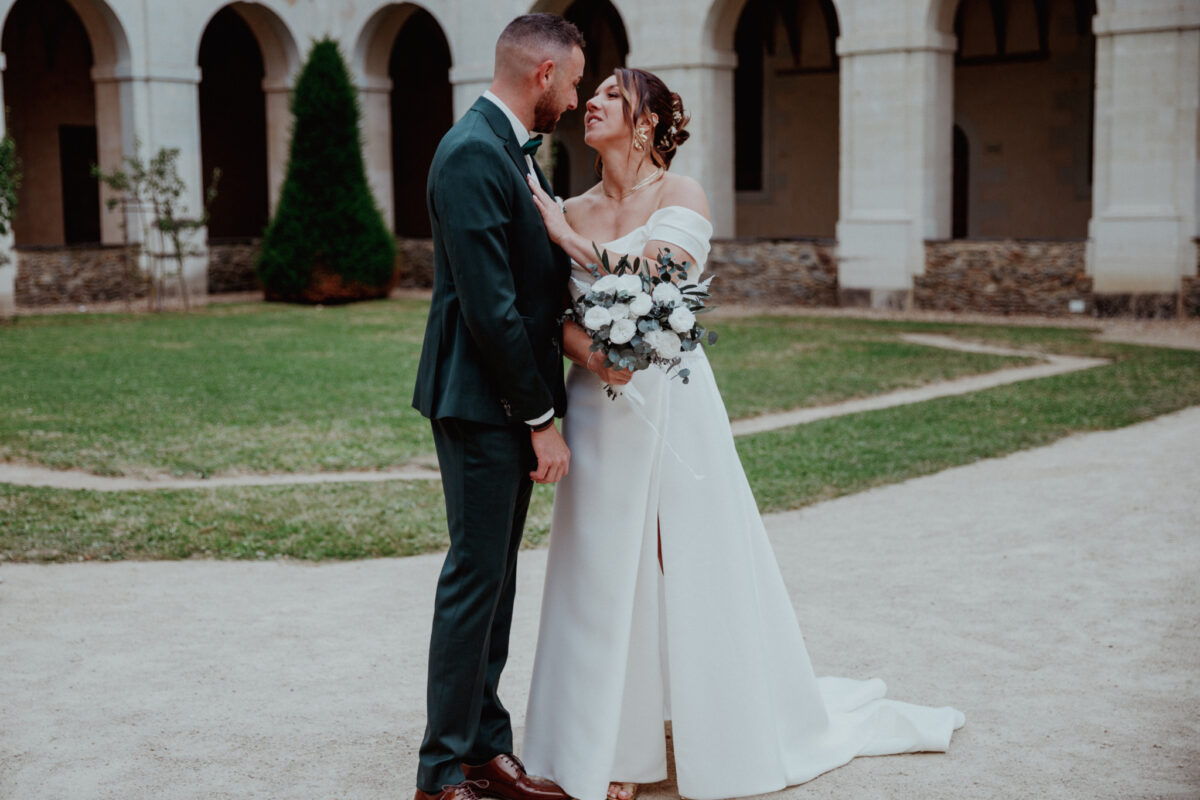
[645,206,714,270]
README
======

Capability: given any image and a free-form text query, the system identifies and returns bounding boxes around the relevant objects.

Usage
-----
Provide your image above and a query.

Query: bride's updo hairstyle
[612,67,691,170]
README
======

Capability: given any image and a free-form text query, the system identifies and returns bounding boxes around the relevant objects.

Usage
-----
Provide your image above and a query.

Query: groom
[411,13,585,800]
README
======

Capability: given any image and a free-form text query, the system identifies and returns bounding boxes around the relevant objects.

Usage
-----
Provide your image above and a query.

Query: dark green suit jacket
[412,97,570,425]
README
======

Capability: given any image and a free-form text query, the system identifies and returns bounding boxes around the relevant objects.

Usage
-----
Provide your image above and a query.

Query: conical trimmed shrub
[258,38,395,303]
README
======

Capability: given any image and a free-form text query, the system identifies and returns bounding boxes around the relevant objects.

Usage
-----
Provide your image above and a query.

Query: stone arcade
[0,0,1196,316]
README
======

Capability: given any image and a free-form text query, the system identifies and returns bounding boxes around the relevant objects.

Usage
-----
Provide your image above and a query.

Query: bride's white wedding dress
[521,206,964,800]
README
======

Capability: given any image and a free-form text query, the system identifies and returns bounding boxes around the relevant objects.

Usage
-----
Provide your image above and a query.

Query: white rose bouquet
[566,246,717,399]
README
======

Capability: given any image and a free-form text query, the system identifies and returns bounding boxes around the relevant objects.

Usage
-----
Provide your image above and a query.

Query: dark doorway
[1,0,99,245]
[59,124,101,243]
[558,0,628,198]
[732,0,840,236]
[952,0,1095,237]
[952,124,968,239]
[389,9,452,237]
[199,6,270,239]
[733,0,766,192]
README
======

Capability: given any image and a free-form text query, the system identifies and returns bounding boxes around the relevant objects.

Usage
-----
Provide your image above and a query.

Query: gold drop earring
[633,127,648,151]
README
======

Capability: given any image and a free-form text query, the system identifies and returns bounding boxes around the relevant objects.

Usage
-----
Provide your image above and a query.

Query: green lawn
[0,300,1032,477]
[1,300,433,477]
[737,343,1200,511]
[2,301,1197,562]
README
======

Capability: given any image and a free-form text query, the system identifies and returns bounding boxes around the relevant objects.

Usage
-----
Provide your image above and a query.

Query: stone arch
[525,0,629,197]
[931,0,1097,239]
[353,3,455,233]
[553,0,628,198]
[388,8,452,235]
[218,2,300,90]
[64,0,131,77]
[198,6,267,240]
[196,2,299,223]
[353,2,454,88]
[705,0,844,52]
[704,0,749,53]
[1,0,132,246]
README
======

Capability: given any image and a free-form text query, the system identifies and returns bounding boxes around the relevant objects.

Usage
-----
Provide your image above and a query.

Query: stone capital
[1093,6,1200,37]
[837,29,956,57]
[92,63,202,85]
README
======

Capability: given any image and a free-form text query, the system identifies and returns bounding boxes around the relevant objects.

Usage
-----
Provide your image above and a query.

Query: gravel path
[2,406,1197,800]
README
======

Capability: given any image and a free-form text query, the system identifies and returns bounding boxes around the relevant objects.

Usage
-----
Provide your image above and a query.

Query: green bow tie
[522,135,543,156]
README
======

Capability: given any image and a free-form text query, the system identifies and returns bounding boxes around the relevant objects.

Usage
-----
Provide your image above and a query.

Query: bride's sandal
[607,783,638,800]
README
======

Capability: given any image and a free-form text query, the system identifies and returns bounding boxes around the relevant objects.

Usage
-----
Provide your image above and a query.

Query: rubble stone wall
[14,245,147,306]
[394,238,436,288]
[17,237,1198,318]
[917,240,1092,316]
[706,239,838,306]
[207,239,262,294]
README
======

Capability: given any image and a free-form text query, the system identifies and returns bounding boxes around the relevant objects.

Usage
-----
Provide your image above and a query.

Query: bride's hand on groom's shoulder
[527,174,572,245]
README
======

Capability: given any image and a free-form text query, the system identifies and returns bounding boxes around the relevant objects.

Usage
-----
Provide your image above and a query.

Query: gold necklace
[603,167,664,200]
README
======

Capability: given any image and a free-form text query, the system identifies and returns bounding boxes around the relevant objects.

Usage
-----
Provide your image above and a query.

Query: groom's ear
[535,59,555,90]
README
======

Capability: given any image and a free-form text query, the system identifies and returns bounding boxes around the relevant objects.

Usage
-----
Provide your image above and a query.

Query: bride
[521,68,965,800]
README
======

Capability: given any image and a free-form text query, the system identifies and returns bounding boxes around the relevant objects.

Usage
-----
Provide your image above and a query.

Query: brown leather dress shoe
[414,779,495,800]
[461,754,572,800]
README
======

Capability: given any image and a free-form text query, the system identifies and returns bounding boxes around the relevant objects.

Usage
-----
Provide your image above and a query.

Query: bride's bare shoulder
[658,174,710,220]
[562,185,604,221]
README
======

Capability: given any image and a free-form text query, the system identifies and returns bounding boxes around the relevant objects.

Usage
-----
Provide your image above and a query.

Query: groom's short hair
[495,13,585,79]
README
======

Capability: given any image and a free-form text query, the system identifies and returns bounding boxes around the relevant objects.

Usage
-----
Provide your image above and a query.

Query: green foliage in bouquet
[258,38,395,304]
[567,246,717,397]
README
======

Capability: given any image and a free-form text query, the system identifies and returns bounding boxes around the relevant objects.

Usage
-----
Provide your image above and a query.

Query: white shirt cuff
[525,409,554,427]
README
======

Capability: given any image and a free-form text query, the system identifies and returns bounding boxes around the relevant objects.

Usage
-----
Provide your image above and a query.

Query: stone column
[1088,1,1200,311]
[123,63,210,304]
[834,29,956,308]
[628,51,738,238]
[0,52,13,318]
[449,61,493,124]
[91,65,136,247]
[359,76,395,231]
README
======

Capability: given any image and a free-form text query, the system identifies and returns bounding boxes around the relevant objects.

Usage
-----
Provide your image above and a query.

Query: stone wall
[1182,275,1200,319]
[205,238,438,296]
[1091,292,1181,319]
[916,240,1092,316]
[388,237,840,306]
[15,235,1194,317]
[706,239,838,306]
[207,239,262,294]
[14,245,147,306]
[394,238,436,288]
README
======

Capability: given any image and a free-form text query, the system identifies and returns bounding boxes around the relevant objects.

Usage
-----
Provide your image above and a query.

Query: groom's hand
[530,424,570,484]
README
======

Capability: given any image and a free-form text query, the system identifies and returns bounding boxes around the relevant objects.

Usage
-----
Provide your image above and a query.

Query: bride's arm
[527,175,709,272]
[562,319,632,385]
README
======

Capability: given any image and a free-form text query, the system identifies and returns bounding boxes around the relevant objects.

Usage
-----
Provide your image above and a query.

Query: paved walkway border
[0,334,1108,492]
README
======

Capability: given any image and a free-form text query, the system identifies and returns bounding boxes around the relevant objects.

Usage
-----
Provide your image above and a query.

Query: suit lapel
[472,97,533,181]
[530,157,553,195]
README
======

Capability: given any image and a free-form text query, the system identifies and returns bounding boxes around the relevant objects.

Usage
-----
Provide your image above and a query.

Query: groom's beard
[532,89,565,134]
